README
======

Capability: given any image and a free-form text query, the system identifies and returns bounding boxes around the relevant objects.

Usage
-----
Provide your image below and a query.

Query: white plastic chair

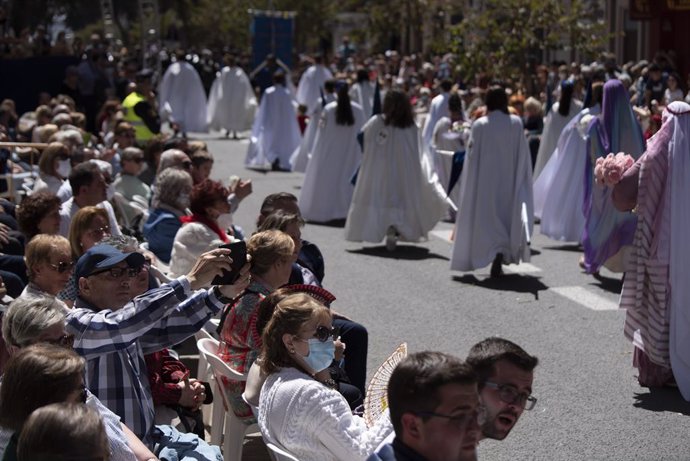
[265,442,301,461]
[194,327,215,427]
[197,337,259,461]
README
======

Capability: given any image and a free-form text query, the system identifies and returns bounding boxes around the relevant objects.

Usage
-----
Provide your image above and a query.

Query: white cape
[533,100,582,179]
[450,111,533,271]
[349,81,375,119]
[158,61,208,133]
[345,115,450,243]
[296,64,333,114]
[207,66,257,132]
[290,94,336,173]
[245,85,301,170]
[299,101,366,222]
[422,92,450,153]
[533,105,600,242]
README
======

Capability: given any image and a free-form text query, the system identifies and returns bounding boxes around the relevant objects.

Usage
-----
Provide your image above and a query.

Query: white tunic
[245,85,302,170]
[158,61,208,133]
[259,367,392,461]
[349,81,376,119]
[299,101,365,222]
[533,99,582,180]
[207,66,257,132]
[533,105,600,242]
[421,92,450,153]
[344,115,449,243]
[450,111,533,271]
[296,64,334,114]
[290,93,336,173]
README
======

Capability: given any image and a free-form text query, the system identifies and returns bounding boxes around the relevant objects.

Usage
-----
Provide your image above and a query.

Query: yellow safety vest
[122,92,155,143]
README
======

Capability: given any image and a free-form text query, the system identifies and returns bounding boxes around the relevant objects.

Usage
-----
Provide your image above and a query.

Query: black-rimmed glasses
[415,405,487,429]
[483,381,537,410]
[49,261,75,274]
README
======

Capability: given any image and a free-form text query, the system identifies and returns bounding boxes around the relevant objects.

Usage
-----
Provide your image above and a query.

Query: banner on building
[249,9,296,71]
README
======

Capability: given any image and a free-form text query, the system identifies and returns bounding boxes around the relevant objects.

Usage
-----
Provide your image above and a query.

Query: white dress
[533,100,583,180]
[296,64,334,114]
[259,367,392,461]
[533,105,600,242]
[450,111,533,271]
[421,92,450,153]
[349,81,375,119]
[207,66,257,133]
[344,115,449,243]
[158,61,208,133]
[245,85,302,170]
[290,93,336,173]
[299,101,365,222]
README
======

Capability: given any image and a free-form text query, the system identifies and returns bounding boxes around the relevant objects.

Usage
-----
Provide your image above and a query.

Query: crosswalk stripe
[550,286,619,311]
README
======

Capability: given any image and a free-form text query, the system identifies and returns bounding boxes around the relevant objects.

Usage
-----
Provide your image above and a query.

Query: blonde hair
[24,234,71,280]
[247,230,295,276]
[260,293,331,375]
[524,97,542,116]
[68,206,108,259]
[37,142,69,176]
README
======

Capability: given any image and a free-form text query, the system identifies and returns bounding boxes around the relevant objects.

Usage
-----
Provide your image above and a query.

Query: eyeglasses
[48,261,75,274]
[45,333,75,349]
[91,265,144,279]
[483,381,537,410]
[87,226,111,239]
[415,405,487,429]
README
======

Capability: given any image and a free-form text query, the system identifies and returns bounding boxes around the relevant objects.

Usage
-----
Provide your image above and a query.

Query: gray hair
[2,296,68,348]
[156,168,192,209]
[99,234,139,252]
[157,149,188,174]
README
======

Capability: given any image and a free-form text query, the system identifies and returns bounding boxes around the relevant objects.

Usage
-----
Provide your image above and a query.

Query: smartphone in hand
[212,240,247,285]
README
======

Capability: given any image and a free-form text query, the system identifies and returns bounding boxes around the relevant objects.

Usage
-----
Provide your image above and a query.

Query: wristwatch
[321,378,338,390]
[213,286,235,304]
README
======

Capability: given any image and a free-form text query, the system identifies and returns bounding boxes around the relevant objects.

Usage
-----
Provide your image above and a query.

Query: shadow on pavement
[347,245,449,261]
[452,274,548,300]
[590,272,623,294]
[633,388,690,416]
[541,243,582,252]
[307,219,347,228]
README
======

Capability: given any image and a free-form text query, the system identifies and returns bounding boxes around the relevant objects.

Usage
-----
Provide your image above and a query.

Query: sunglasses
[313,325,340,343]
[91,265,144,279]
[49,261,75,274]
[45,333,75,349]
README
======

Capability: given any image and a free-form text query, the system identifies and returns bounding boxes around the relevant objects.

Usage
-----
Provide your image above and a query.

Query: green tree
[451,0,608,87]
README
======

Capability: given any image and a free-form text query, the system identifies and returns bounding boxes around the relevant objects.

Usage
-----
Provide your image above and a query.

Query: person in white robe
[349,69,375,118]
[450,86,533,277]
[533,80,583,180]
[207,54,257,138]
[533,82,603,242]
[345,89,450,250]
[245,72,301,171]
[290,80,336,172]
[421,80,452,156]
[295,55,333,115]
[299,82,365,222]
[431,92,469,218]
[158,58,208,133]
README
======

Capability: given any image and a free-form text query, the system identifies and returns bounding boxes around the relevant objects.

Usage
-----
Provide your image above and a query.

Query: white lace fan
[363,342,408,427]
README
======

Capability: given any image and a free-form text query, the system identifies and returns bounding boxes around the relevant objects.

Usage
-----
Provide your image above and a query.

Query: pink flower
[594,152,635,187]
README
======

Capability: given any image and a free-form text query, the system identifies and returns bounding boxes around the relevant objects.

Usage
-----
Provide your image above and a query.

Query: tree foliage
[451,0,608,85]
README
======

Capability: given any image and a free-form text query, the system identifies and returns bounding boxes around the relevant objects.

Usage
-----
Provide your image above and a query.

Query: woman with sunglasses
[258,293,392,461]
[20,234,73,300]
[31,142,72,198]
[57,206,111,307]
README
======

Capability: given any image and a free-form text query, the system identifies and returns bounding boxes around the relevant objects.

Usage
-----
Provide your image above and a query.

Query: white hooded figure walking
[345,89,450,250]
[299,82,365,222]
[295,54,333,114]
[207,55,257,137]
[245,71,301,171]
[451,86,533,277]
[158,57,208,133]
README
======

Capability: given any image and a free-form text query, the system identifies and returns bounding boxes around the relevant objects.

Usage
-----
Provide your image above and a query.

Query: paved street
[196,131,690,461]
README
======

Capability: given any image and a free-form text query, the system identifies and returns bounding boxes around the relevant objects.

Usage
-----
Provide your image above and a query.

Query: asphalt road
[198,130,690,461]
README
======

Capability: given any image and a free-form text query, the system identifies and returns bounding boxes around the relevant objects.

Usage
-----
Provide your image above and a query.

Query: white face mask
[106,183,115,201]
[56,159,71,178]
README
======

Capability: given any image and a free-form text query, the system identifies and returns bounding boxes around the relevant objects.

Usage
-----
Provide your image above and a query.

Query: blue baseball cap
[75,244,146,279]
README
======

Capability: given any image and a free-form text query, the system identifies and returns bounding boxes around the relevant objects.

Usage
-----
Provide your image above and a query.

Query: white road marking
[551,286,619,311]
[430,229,453,243]
[504,262,542,274]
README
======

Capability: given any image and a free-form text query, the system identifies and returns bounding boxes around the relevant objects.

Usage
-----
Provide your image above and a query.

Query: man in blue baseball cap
[67,243,250,447]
